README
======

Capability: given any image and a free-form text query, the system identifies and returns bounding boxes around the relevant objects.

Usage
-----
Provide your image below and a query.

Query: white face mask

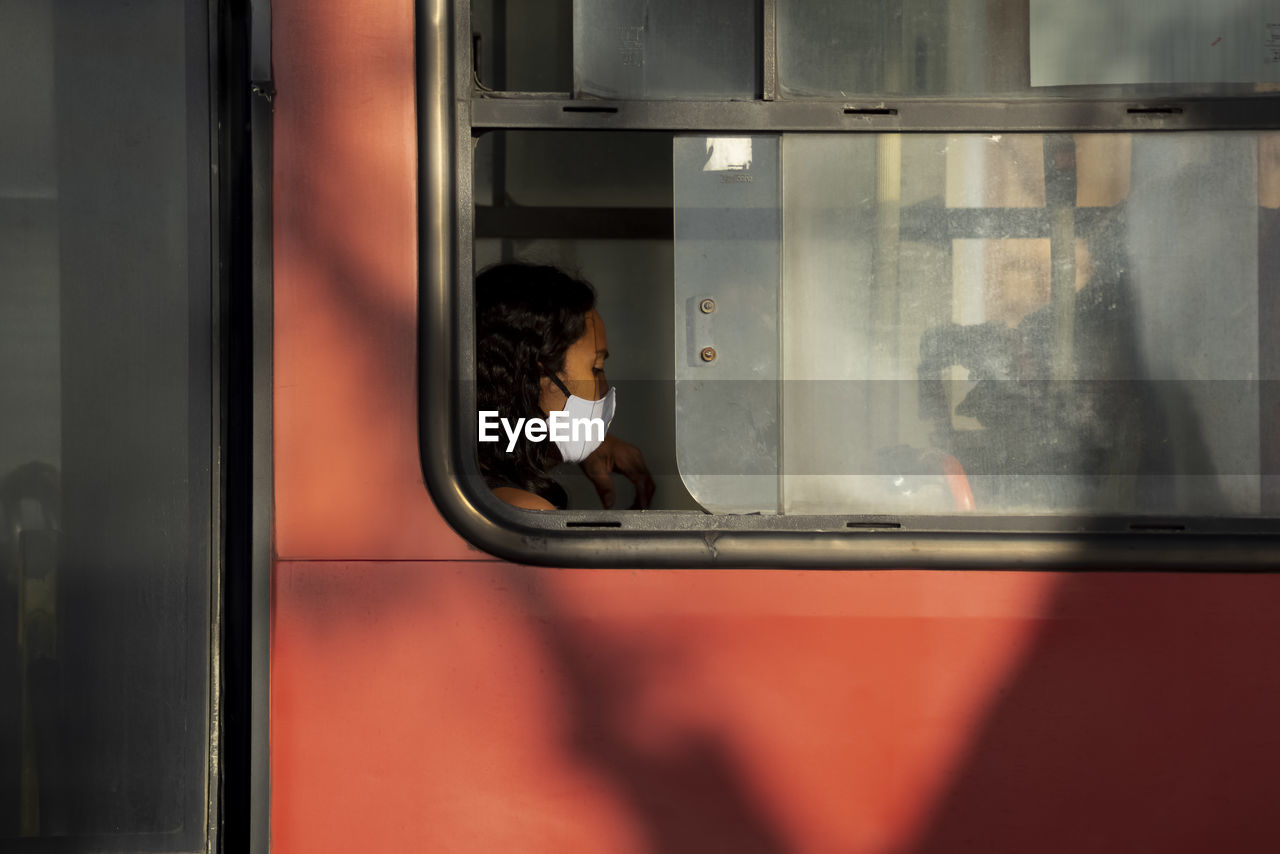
[547,373,616,463]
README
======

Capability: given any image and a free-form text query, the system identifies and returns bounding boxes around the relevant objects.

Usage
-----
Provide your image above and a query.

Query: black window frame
[418,0,1280,568]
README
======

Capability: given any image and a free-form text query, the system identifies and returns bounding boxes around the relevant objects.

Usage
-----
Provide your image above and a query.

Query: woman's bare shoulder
[492,486,555,510]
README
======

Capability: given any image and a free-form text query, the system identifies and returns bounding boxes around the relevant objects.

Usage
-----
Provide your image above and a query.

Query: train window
[1,0,214,847]
[421,0,1280,566]
[676,131,1273,517]
[473,130,704,512]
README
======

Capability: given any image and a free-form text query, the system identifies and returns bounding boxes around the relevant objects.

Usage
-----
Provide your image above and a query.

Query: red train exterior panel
[270,2,1280,851]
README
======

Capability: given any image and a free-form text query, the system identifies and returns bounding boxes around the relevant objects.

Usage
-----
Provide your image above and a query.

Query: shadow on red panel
[907,573,1280,854]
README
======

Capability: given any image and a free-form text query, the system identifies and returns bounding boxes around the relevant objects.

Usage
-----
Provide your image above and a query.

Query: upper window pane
[778,0,1280,98]
[675,132,1280,516]
[573,0,758,99]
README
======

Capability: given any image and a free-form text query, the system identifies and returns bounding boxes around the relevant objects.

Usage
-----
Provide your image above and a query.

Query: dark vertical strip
[218,0,260,852]
[491,1,511,260]
[492,0,507,90]
[193,0,219,848]
[248,0,275,848]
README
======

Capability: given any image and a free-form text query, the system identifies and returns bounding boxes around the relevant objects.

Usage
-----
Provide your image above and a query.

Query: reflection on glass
[777,0,1276,98]
[1031,0,1280,87]
[574,0,757,99]
[675,132,1275,516]
[1,0,210,846]
[673,136,780,513]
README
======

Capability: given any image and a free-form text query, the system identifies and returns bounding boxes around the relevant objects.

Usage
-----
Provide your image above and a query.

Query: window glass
[472,0,574,93]
[675,132,1276,516]
[474,131,702,511]
[573,0,758,99]
[673,137,781,512]
[777,0,1279,98]
[1,0,211,846]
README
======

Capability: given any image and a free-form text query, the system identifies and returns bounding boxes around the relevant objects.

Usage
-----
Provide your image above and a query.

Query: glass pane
[1,0,211,846]
[673,137,780,513]
[474,131,702,511]
[778,0,1280,98]
[574,0,757,99]
[496,131,674,208]
[472,0,574,93]
[675,132,1279,516]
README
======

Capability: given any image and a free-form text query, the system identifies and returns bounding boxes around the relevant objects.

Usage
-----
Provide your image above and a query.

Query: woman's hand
[579,433,656,510]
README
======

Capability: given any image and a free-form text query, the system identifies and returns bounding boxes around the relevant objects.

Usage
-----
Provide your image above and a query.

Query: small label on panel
[1030,0,1280,86]
[703,138,753,172]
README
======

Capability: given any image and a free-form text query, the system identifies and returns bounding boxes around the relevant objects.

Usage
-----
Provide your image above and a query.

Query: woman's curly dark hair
[476,263,596,498]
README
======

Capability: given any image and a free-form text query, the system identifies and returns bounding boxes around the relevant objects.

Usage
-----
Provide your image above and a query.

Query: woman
[476,263,654,510]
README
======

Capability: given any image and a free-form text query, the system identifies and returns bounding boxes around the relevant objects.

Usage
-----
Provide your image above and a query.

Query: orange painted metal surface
[271,1,1280,851]
[273,0,480,562]
[272,558,1280,853]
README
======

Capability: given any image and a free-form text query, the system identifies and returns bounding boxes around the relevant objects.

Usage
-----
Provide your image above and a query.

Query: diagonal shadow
[496,565,788,854]
[906,572,1280,854]
[907,158,1280,854]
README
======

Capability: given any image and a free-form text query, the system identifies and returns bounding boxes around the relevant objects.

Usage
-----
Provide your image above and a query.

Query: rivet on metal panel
[700,347,717,362]
[699,297,716,314]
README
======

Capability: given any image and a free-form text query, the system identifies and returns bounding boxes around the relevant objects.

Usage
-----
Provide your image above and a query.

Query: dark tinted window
[1,0,213,847]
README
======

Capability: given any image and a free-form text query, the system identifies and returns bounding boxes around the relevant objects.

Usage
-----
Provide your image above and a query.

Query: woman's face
[540,309,609,414]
